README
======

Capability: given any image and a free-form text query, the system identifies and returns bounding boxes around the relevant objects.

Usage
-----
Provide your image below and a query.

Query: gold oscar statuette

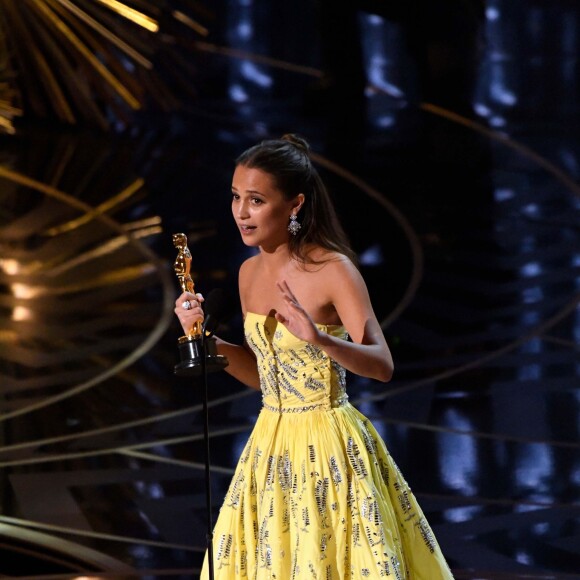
[173,232,202,339]
[172,233,228,376]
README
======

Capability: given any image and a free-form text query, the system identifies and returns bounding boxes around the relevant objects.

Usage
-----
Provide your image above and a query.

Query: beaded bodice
[244,311,349,413]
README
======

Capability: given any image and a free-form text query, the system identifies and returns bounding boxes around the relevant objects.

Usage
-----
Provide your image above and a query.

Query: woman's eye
[251,197,263,205]
[232,193,239,200]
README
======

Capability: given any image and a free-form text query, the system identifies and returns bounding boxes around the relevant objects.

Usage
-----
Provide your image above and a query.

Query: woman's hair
[235,134,356,265]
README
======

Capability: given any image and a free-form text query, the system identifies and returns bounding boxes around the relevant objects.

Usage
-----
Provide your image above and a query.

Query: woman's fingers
[172,291,206,335]
[274,311,287,324]
[277,280,302,311]
[174,292,204,311]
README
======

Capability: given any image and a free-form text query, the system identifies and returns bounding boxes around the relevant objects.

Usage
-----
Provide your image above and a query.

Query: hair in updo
[235,134,356,265]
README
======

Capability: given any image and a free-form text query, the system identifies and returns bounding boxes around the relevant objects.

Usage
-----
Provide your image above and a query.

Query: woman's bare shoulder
[307,250,367,301]
[303,246,354,271]
[239,254,260,275]
[238,255,260,314]
[239,254,261,291]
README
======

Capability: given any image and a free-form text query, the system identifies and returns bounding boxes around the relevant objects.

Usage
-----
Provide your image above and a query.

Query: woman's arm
[214,337,261,390]
[312,318,393,382]
[174,290,261,390]
[275,259,394,382]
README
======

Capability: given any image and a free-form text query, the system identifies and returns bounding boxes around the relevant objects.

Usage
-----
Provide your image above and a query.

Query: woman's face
[231,165,303,251]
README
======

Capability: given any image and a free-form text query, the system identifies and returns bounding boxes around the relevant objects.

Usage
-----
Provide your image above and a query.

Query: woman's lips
[239,225,256,235]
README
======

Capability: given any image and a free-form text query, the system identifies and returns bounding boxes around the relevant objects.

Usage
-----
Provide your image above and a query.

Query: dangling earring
[288,213,301,235]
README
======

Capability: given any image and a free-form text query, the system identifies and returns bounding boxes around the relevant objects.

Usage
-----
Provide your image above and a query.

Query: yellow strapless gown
[201,312,453,579]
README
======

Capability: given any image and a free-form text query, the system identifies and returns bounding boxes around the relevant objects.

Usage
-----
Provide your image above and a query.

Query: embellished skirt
[200,403,453,579]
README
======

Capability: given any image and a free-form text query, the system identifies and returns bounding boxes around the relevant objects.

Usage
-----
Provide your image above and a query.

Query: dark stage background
[0,1,579,578]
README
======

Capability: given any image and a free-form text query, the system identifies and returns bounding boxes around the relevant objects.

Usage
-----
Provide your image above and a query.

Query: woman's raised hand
[174,291,204,335]
[275,280,321,344]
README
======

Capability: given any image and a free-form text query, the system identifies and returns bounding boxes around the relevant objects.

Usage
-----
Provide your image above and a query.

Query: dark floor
[0,1,579,578]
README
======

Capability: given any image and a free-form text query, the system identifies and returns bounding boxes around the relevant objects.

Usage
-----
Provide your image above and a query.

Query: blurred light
[520,262,541,277]
[12,306,32,321]
[368,58,404,98]
[375,115,396,128]
[489,115,507,127]
[438,409,477,495]
[494,188,514,202]
[516,502,545,513]
[237,21,253,41]
[486,7,500,21]
[359,244,384,266]
[11,284,41,299]
[120,55,135,73]
[474,103,492,118]
[241,61,272,88]
[229,84,248,103]
[362,13,405,99]
[367,14,384,26]
[490,73,517,106]
[172,11,208,36]
[515,444,552,490]
[515,551,532,565]
[522,203,539,217]
[253,121,269,136]
[533,522,549,535]
[0,259,21,275]
[95,0,158,32]
[135,481,165,500]
[443,505,482,523]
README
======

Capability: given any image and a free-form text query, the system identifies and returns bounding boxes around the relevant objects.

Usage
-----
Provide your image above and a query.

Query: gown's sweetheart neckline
[244,310,345,331]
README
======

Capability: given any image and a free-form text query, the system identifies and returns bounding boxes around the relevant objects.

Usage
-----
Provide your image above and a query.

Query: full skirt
[201,404,453,579]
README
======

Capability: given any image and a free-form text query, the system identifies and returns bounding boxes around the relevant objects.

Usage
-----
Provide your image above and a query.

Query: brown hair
[235,134,356,265]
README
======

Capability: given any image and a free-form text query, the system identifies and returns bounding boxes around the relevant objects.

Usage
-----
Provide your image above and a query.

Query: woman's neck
[259,242,295,273]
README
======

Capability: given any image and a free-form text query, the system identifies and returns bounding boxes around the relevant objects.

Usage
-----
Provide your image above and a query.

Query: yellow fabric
[201,312,454,579]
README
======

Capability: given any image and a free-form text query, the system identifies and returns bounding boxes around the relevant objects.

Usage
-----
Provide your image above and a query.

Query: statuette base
[174,335,229,376]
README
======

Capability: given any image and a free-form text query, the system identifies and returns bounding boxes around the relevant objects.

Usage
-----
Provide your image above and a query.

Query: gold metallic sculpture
[173,232,202,339]
[172,233,228,376]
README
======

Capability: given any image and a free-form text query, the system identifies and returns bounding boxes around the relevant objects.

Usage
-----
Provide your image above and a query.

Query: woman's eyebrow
[232,187,266,196]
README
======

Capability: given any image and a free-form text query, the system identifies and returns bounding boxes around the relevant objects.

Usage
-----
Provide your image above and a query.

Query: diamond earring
[288,214,301,235]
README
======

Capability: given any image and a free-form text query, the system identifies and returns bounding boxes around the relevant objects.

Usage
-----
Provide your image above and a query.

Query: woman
[175,134,453,579]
